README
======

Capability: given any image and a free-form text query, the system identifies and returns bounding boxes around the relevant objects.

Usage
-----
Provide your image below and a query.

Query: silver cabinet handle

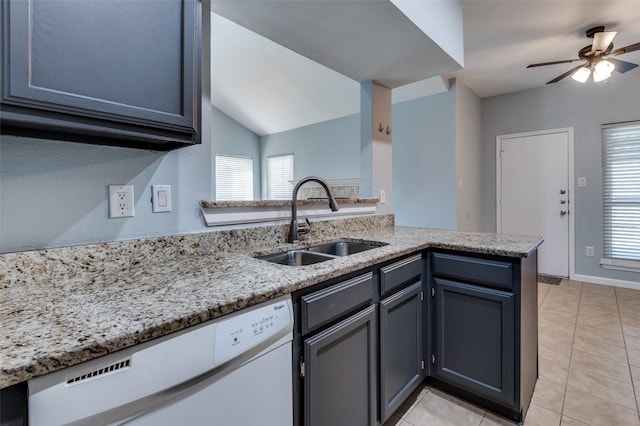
[560,210,567,216]
[560,199,567,204]
[560,189,566,194]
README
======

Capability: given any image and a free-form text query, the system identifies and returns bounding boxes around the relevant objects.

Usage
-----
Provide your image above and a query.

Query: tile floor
[385,279,640,426]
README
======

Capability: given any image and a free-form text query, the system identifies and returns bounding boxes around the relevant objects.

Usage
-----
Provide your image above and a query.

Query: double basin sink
[257,239,387,266]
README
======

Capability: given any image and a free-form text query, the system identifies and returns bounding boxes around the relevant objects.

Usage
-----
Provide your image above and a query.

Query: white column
[360,81,392,215]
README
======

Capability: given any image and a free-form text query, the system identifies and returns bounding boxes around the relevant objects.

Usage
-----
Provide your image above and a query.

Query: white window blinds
[215,155,254,201]
[267,154,294,200]
[602,122,640,261]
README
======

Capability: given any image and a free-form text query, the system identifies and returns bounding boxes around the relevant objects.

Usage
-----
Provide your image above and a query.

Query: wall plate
[109,185,134,218]
[152,185,172,213]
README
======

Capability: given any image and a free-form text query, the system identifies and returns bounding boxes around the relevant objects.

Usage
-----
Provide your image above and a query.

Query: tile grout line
[398,385,430,423]
[558,282,640,423]
[614,286,640,422]
[538,282,551,308]
[558,279,582,422]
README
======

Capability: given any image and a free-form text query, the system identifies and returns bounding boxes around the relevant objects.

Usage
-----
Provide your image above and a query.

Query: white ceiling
[212,1,640,136]
[451,0,640,98]
[211,13,361,136]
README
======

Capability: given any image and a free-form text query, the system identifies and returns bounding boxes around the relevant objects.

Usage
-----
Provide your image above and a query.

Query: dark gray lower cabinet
[303,306,377,426]
[379,282,423,423]
[432,278,515,406]
[294,254,425,426]
[429,250,538,423]
[295,248,537,424]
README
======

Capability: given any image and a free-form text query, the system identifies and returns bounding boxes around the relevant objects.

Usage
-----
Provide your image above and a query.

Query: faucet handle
[298,218,311,236]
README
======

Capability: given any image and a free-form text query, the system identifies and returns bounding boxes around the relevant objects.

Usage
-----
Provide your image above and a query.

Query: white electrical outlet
[585,246,595,257]
[578,177,587,187]
[109,185,135,218]
[152,185,172,213]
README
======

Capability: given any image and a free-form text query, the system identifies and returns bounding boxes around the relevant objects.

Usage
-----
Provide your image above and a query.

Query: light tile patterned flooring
[385,279,640,426]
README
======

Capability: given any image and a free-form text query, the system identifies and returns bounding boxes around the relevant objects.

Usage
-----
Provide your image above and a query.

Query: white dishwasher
[28,295,293,426]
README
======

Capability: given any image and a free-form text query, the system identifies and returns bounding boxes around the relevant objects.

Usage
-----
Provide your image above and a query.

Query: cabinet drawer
[301,272,374,335]
[380,254,423,298]
[431,252,513,290]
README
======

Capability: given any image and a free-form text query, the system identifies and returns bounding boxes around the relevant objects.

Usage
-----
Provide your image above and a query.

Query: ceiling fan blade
[546,64,587,84]
[608,58,639,73]
[527,58,581,68]
[591,31,617,54]
[610,42,640,56]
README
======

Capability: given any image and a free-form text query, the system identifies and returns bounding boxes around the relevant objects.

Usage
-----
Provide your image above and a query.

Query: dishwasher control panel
[214,298,292,365]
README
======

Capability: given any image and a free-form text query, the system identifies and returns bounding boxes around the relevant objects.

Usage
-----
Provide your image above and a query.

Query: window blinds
[267,154,294,200]
[215,155,254,201]
[602,122,640,261]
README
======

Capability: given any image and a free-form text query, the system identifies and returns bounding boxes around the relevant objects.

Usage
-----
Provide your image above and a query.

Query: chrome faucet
[288,176,339,243]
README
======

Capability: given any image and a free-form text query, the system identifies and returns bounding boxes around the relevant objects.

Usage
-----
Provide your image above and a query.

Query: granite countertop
[200,198,379,208]
[0,218,542,389]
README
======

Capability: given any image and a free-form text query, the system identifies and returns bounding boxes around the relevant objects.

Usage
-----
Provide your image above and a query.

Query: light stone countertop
[200,198,379,208]
[0,216,542,389]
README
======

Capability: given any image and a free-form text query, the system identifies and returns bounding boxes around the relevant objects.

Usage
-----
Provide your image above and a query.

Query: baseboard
[571,273,640,291]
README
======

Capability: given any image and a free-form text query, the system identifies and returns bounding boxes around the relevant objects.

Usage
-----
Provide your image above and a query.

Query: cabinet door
[1,0,200,149]
[303,305,377,426]
[379,282,423,423]
[432,278,515,407]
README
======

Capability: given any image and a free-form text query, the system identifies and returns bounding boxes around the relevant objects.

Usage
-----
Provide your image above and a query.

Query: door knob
[560,199,567,204]
[560,210,567,216]
[560,189,566,194]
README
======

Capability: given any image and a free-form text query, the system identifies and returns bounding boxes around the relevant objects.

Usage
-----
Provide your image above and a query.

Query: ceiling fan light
[593,69,612,82]
[571,66,591,83]
[593,59,615,82]
[595,59,615,74]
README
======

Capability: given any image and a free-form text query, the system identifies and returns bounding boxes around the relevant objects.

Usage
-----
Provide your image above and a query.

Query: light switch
[152,185,172,213]
[578,177,586,187]
[158,190,168,207]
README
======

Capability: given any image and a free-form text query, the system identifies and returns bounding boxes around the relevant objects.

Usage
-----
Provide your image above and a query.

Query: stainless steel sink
[257,239,387,266]
[307,240,387,256]
[257,250,336,266]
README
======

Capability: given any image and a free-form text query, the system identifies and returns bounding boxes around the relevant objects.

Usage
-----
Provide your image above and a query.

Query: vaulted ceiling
[211,1,640,136]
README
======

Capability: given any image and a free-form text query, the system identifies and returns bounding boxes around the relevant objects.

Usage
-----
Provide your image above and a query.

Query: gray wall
[0,134,212,253]
[259,113,361,199]
[482,71,640,282]
[0,9,213,254]
[211,106,261,199]
[392,90,457,229]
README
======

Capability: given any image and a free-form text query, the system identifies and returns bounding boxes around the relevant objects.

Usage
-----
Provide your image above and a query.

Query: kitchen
[2,0,640,425]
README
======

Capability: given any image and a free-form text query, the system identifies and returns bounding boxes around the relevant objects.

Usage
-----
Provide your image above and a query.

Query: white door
[497,130,572,277]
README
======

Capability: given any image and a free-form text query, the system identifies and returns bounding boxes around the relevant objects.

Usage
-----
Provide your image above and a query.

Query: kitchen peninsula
[0,215,542,424]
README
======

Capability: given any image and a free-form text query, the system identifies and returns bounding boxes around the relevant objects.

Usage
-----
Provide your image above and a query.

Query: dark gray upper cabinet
[1,0,201,150]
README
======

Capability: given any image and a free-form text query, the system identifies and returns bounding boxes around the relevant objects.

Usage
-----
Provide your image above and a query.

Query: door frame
[496,127,575,279]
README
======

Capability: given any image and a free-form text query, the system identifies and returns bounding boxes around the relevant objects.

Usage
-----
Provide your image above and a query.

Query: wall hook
[378,123,384,133]
[385,126,391,135]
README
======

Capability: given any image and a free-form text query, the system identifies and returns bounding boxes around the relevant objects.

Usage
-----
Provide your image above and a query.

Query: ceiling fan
[527,26,640,84]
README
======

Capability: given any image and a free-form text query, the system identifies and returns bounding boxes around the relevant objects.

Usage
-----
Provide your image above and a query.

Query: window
[602,121,640,267]
[267,154,294,200]
[215,155,254,201]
